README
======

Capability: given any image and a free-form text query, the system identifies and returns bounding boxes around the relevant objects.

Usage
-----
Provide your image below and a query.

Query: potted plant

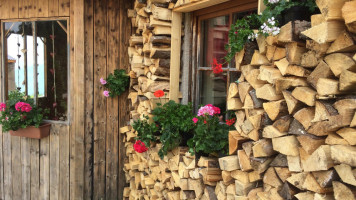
[188,104,231,157]
[100,69,130,97]
[0,90,50,139]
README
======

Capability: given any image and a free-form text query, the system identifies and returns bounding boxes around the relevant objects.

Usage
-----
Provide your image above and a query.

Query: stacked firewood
[225,0,356,199]
[122,0,356,199]
[121,126,226,200]
[127,0,177,122]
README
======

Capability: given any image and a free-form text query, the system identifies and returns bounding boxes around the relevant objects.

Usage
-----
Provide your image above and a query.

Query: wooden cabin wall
[0,0,132,199]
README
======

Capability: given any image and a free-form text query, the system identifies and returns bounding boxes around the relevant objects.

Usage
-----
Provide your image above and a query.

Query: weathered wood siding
[0,0,132,199]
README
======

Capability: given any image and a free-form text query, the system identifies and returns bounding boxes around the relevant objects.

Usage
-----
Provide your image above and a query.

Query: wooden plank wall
[0,0,132,199]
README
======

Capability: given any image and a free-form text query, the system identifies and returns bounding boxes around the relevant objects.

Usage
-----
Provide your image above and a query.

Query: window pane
[199,71,227,111]
[201,15,229,67]
[4,20,68,121]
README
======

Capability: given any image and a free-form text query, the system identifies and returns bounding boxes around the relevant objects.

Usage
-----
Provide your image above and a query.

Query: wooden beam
[258,0,265,14]
[169,11,182,102]
[174,0,230,12]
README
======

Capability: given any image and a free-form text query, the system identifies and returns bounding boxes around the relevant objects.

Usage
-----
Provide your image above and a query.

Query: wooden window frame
[191,1,258,110]
[1,17,70,124]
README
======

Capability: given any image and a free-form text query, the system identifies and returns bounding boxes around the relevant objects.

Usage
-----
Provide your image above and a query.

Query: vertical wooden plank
[49,125,60,200]
[39,136,50,200]
[84,0,94,198]
[11,137,22,199]
[59,0,70,16]
[0,0,8,19]
[48,0,59,17]
[18,0,28,18]
[59,126,70,200]
[118,0,133,199]
[93,0,107,198]
[181,13,192,104]
[258,0,266,14]
[106,0,119,198]
[28,0,36,18]
[34,0,49,17]
[169,11,183,102]
[70,0,85,199]
[30,139,40,200]
[3,133,12,200]
[9,0,19,19]
[21,138,31,200]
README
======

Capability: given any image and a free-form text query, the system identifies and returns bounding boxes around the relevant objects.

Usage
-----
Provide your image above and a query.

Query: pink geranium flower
[0,103,6,111]
[103,90,110,97]
[192,117,198,124]
[15,102,32,113]
[133,140,148,153]
[100,78,107,85]
[197,104,221,116]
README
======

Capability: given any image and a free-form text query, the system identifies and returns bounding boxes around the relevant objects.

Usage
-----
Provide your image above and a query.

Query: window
[194,3,257,115]
[2,19,69,121]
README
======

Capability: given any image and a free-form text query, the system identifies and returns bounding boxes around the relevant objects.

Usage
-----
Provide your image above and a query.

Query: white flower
[268,0,280,4]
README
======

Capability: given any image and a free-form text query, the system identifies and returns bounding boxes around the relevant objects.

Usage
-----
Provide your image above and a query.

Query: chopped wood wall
[0,0,132,199]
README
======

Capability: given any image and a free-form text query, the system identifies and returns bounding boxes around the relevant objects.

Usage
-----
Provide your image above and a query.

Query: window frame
[1,17,70,124]
[191,1,258,111]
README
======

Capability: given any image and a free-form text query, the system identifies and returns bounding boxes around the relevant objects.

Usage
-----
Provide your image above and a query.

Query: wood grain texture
[84,0,94,198]
[39,136,50,200]
[0,33,4,200]
[21,138,31,200]
[48,0,59,16]
[3,133,12,200]
[106,0,119,198]
[12,137,22,199]
[93,0,107,199]
[18,0,29,18]
[169,11,182,102]
[59,0,70,16]
[70,0,85,199]
[118,0,133,198]
[30,139,40,200]
[59,125,70,200]
[49,125,60,200]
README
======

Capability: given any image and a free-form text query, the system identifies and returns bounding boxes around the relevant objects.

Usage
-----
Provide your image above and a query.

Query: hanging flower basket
[10,123,51,139]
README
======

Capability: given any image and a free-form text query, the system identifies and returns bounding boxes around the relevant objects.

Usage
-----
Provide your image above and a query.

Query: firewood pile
[127,0,176,123]
[122,0,356,199]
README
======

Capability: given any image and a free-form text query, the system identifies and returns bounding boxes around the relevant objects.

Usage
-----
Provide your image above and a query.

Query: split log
[301,21,346,44]
[282,91,302,114]
[307,61,334,89]
[286,42,307,65]
[237,150,253,172]
[294,107,315,130]
[333,181,356,200]
[336,128,356,145]
[312,169,338,188]
[272,136,299,156]
[275,77,308,94]
[339,70,356,91]
[324,53,356,77]
[331,145,356,167]
[306,40,330,56]
[334,164,356,186]
[256,84,283,101]
[263,167,283,188]
[292,87,317,106]
[258,66,282,84]
[275,58,289,76]
[327,31,356,54]
[316,78,340,96]
[250,50,270,66]
[227,98,243,110]
[301,51,320,68]
[297,135,325,155]
[342,1,356,33]
[272,115,292,133]
[262,125,287,138]
[218,156,240,171]
[311,14,325,27]
[252,139,276,158]
[316,0,350,21]
[263,100,288,121]
[302,145,333,172]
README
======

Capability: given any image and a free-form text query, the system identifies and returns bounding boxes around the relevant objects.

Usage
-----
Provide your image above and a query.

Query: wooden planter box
[10,124,51,139]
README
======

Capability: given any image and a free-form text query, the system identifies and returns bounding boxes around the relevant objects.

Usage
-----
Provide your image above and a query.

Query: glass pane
[199,71,227,112]
[4,20,68,121]
[201,15,229,67]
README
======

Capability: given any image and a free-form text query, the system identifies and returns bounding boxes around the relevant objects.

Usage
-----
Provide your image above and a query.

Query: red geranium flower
[133,140,148,153]
[212,58,223,74]
[226,118,236,126]
[154,90,164,98]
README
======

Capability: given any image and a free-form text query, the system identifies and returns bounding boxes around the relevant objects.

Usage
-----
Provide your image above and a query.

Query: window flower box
[10,123,51,139]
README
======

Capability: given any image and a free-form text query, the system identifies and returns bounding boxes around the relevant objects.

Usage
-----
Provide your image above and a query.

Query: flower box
[10,124,51,139]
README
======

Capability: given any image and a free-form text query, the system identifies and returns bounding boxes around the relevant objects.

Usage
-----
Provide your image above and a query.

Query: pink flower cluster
[100,78,107,85]
[0,103,6,112]
[197,104,220,117]
[15,102,32,113]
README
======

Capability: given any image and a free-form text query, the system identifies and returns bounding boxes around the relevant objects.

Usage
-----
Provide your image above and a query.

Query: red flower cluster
[226,118,236,126]
[212,58,223,74]
[15,102,32,113]
[133,140,148,153]
[154,90,164,98]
